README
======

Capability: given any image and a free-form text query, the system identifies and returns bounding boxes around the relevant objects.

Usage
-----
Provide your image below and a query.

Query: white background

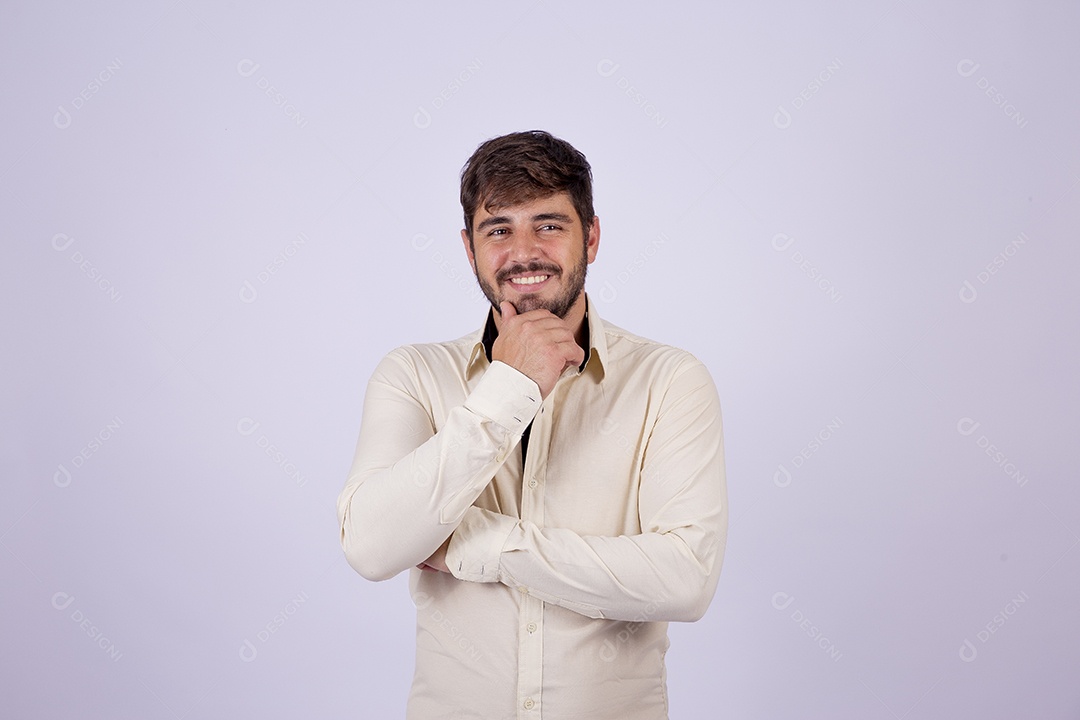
[2,1,1078,718]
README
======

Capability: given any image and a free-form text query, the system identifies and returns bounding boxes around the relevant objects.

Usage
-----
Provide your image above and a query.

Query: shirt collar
[466,293,608,382]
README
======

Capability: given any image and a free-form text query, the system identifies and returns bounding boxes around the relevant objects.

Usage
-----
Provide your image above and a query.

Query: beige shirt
[338,296,727,719]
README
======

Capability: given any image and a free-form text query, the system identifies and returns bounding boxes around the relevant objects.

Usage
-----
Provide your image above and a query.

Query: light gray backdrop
[3,1,1078,718]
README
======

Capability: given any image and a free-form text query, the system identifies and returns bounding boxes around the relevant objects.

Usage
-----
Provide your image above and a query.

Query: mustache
[496,262,561,283]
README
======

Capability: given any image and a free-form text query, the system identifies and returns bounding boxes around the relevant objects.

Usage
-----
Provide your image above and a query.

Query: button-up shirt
[337,295,727,719]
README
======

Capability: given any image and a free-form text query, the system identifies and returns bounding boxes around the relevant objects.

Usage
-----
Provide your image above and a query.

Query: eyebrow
[476,215,511,232]
[533,213,574,225]
[476,212,575,232]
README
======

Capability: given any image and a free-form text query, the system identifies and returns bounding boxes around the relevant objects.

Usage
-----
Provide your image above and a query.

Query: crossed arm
[337,348,727,623]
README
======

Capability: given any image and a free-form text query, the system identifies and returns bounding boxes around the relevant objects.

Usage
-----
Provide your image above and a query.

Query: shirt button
[528,478,538,488]
[523,698,535,710]
[527,622,537,633]
[518,586,529,595]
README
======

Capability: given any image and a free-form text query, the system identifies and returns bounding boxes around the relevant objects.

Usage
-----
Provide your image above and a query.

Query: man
[337,130,726,719]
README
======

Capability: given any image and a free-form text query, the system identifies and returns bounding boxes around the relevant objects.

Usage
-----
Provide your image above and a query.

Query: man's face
[462,192,600,318]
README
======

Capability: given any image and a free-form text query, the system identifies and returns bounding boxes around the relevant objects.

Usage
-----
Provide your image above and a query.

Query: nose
[507,229,541,263]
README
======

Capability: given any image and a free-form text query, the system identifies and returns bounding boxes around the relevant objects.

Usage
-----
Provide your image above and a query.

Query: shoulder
[384,330,475,363]
[599,321,721,422]
[601,319,708,377]
[597,319,720,413]
[371,329,477,383]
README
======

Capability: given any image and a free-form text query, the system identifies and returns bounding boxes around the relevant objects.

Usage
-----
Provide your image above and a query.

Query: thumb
[499,301,517,319]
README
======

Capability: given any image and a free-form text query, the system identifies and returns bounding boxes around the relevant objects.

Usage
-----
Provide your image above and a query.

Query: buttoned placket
[516,386,547,717]
[518,361,587,717]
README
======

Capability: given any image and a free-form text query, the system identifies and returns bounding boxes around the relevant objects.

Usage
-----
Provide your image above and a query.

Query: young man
[337,130,727,719]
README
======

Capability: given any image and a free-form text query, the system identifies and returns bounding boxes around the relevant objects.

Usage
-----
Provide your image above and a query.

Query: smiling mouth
[508,275,550,286]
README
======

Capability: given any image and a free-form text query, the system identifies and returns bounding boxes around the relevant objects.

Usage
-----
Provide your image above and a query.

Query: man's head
[459,131,599,319]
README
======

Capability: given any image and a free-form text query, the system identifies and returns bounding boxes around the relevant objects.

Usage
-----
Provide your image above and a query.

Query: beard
[475,244,588,319]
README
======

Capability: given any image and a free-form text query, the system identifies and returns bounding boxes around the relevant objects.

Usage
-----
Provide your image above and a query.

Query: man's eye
[539,224,560,232]
[489,228,508,236]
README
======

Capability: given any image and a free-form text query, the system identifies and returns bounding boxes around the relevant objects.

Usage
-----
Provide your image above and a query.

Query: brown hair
[460,130,594,240]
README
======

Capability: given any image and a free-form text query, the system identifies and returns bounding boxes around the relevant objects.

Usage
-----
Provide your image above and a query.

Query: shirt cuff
[463,361,541,437]
[446,506,518,583]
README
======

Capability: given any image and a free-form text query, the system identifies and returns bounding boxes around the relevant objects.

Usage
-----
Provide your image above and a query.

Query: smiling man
[337,130,727,719]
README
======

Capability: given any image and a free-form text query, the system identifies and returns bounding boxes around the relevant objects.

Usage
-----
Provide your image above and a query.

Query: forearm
[446,507,725,621]
[337,356,540,582]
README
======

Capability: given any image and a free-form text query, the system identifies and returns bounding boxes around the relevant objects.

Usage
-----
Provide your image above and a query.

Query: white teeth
[509,275,549,285]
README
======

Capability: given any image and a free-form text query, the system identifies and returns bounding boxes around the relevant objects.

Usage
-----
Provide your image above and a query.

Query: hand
[417,536,451,573]
[492,301,584,399]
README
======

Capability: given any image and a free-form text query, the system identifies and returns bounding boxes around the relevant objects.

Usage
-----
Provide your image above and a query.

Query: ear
[461,228,476,271]
[585,215,600,264]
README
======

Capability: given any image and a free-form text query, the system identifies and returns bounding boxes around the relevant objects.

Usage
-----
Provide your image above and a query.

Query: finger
[555,338,585,362]
[499,301,517,319]
[517,315,574,333]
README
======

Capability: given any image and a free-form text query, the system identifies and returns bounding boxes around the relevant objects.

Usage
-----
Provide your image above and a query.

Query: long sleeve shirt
[337,295,727,719]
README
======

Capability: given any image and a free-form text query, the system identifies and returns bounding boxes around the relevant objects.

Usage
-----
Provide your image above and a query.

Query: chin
[514,297,553,314]
[524,291,581,319]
